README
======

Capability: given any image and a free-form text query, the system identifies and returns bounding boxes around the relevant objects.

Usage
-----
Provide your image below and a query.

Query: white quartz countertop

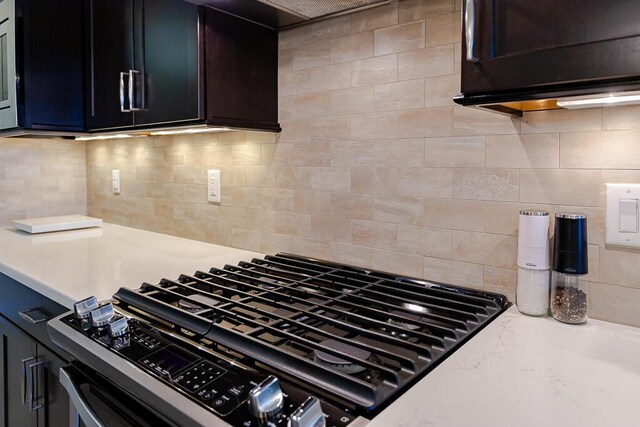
[0,223,261,308]
[369,307,640,427]
[1,222,638,426]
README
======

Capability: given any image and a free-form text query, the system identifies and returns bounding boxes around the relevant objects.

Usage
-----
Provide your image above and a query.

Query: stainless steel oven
[0,0,18,129]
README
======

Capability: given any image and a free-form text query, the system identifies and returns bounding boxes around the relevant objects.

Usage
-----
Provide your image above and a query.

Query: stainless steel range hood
[186,0,394,29]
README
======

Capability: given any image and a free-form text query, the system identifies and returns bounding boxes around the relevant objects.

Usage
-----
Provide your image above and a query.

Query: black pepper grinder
[550,213,588,324]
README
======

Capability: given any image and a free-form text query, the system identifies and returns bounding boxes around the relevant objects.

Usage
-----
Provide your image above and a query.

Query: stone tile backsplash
[82,0,640,327]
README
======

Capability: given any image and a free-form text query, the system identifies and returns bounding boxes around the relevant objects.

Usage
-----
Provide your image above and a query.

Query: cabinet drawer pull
[21,356,36,404]
[29,360,49,412]
[120,71,131,112]
[464,0,479,62]
[129,69,142,111]
[18,308,49,324]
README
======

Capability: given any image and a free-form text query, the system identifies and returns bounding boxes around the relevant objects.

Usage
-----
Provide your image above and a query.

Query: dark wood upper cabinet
[458,0,640,104]
[87,0,202,130]
[87,1,280,133]
[11,0,85,132]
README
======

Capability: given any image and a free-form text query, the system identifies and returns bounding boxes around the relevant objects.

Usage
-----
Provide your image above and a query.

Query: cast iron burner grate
[114,253,508,413]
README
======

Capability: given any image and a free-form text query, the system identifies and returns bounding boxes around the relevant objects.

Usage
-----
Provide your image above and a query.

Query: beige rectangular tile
[308,62,351,92]
[351,107,453,139]
[373,139,425,168]
[309,215,351,243]
[328,243,373,267]
[486,134,559,168]
[423,257,484,289]
[350,54,398,87]
[374,20,425,56]
[292,237,331,260]
[425,74,460,107]
[398,45,454,80]
[309,116,351,141]
[560,130,640,169]
[261,143,293,166]
[308,167,351,192]
[453,168,519,202]
[373,79,425,111]
[373,248,424,277]
[331,141,374,167]
[350,3,398,33]
[330,86,374,115]
[260,232,293,254]
[287,92,332,119]
[425,136,485,167]
[292,40,331,71]
[396,225,452,258]
[374,195,424,225]
[520,169,601,206]
[521,109,602,133]
[351,219,397,248]
[602,105,640,130]
[292,141,332,166]
[276,212,311,236]
[278,70,310,96]
[331,31,374,63]
[483,266,516,302]
[293,190,331,216]
[245,166,277,188]
[452,231,517,268]
[351,167,398,194]
[599,246,640,289]
[330,192,374,220]
[424,198,484,231]
[484,202,557,236]
[397,168,453,198]
[453,106,520,135]
[425,11,461,46]
[231,228,261,252]
[399,0,454,23]
[589,282,640,328]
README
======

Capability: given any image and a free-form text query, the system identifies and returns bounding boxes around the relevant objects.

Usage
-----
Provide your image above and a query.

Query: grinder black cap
[553,213,588,275]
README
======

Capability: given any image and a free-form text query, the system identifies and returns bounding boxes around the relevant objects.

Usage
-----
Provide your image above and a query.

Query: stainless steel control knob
[290,397,326,427]
[90,303,115,328]
[74,296,99,320]
[248,375,284,421]
[108,317,129,338]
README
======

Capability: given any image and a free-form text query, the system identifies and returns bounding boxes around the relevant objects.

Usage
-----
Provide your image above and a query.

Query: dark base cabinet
[0,274,70,427]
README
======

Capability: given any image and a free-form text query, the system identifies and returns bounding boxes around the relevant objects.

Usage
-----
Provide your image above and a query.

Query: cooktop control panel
[62,302,357,426]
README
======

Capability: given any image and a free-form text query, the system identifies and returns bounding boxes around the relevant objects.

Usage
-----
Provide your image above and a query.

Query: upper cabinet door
[134,0,202,126]
[87,0,135,130]
[461,0,640,94]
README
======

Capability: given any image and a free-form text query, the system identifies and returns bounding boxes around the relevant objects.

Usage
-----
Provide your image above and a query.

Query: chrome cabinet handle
[120,71,130,113]
[18,308,49,324]
[464,0,479,62]
[29,360,49,412]
[129,69,142,111]
[21,356,36,404]
[59,367,105,427]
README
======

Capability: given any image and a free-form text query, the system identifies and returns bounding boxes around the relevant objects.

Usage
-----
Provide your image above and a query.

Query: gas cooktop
[49,253,509,426]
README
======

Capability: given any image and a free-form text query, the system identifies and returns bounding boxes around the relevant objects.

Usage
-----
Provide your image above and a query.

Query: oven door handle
[59,367,105,427]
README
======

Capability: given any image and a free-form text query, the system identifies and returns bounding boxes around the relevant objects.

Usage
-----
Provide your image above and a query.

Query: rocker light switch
[619,199,639,232]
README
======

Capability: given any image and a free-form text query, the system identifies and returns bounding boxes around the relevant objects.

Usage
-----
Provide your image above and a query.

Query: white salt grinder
[516,211,551,316]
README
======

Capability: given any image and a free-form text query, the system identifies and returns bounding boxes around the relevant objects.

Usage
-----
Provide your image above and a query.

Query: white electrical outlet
[112,170,120,195]
[207,169,221,203]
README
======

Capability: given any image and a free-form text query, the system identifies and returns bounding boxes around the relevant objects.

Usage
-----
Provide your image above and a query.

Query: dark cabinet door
[0,315,38,427]
[20,0,85,131]
[461,0,640,94]
[87,0,135,130]
[134,0,202,126]
[34,345,69,427]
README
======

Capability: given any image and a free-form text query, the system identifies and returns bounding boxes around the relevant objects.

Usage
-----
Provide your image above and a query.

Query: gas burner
[177,293,221,313]
[313,339,371,374]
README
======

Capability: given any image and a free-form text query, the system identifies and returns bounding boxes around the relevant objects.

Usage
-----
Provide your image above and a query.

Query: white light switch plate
[606,183,640,248]
[207,169,221,203]
[112,170,120,195]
